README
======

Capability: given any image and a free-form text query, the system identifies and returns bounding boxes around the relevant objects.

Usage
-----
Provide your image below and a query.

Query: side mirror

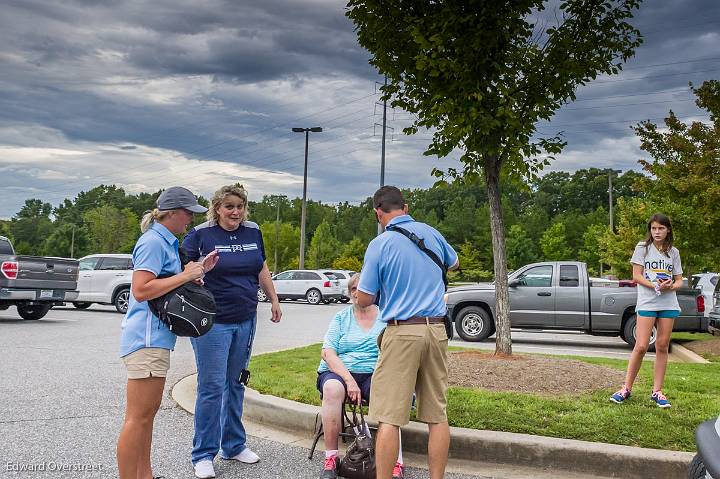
[509,279,521,288]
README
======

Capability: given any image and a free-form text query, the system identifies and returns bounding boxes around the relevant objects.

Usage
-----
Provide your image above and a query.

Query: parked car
[72,254,133,313]
[708,279,720,336]
[690,272,719,317]
[445,261,706,350]
[322,270,356,303]
[258,269,343,305]
[0,235,79,320]
[689,414,720,478]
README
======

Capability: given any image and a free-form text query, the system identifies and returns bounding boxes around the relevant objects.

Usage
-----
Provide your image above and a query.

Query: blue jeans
[190,317,256,464]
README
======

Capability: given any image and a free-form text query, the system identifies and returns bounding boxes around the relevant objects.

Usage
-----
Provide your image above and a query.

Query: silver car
[323,270,356,303]
[258,269,343,305]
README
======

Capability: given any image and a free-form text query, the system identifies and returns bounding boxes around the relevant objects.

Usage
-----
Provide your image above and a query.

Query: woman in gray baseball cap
[117,186,219,479]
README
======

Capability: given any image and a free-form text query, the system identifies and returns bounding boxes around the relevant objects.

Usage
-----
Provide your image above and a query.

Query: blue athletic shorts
[637,310,681,318]
[317,370,372,402]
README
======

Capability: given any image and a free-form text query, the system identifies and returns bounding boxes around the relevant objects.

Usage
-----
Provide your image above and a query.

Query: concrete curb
[172,374,694,479]
[671,342,710,364]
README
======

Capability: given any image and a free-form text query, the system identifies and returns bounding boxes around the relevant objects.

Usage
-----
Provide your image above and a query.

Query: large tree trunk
[484,155,512,356]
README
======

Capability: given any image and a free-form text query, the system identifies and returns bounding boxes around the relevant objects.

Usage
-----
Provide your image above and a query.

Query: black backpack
[148,280,216,337]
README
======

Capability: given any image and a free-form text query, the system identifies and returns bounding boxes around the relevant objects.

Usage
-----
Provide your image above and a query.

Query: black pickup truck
[0,235,79,320]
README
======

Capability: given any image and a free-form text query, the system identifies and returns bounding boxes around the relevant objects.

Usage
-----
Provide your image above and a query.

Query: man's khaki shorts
[369,323,448,426]
[122,347,170,379]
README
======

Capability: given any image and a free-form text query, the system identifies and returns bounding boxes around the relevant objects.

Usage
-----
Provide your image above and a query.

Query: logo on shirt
[215,243,259,253]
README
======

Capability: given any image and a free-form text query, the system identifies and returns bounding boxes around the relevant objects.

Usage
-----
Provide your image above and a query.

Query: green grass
[671,332,715,343]
[249,344,720,452]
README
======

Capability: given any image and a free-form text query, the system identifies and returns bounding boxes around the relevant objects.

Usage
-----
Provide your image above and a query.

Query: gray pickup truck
[0,235,79,320]
[446,261,706,349]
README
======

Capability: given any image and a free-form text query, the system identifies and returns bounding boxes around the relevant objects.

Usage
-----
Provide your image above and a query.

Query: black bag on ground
[338,405,375,479]
[148,279,216,337]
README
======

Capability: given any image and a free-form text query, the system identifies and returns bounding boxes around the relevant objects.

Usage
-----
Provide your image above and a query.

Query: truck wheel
[455,306,495,342]
[688,454,706,479]
[73,302,92,309]
[257,289,268,302]
[114,288,130,314]
[17,304,52,320]
[306,288,322,305]
[622,314,657,352]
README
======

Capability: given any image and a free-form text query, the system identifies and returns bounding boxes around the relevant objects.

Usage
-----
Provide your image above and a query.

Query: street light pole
[292,127,322,269]
[275,197,281,274]
[377,76,388,236]
[608,169,621,232]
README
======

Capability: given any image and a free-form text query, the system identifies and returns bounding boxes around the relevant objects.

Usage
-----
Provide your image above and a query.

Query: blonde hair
[207,184,249,223]
[140,208,173,233]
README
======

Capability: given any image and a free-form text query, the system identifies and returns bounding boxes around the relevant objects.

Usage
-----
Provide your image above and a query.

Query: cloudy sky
[1,0,718,218]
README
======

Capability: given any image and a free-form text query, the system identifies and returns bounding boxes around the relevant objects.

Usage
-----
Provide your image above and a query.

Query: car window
[323,273,338,280]
[516,265,553,287]
[98,257,132,270]
[690,276,701,289]
[0,238,13,255]
[79,257,100,271]
[327,272,344,279]
[299,271,321,280]
[559,265,580,287]
[274,271,293,280]
[711,276,718,287]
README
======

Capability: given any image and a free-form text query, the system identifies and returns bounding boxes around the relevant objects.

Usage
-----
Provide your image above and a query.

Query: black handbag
[338,405,376,479]
[148,280,216,337]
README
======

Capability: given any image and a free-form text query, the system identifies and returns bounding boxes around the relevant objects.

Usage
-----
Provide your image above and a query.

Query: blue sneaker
[651,390,672,408]
[610,387,631,404]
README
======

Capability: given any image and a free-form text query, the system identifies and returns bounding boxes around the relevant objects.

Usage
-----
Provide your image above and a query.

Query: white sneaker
[222,447,260,464]
[193,459,215,478]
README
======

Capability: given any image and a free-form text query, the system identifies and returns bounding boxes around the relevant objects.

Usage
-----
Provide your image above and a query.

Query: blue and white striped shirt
[318,306,385,374]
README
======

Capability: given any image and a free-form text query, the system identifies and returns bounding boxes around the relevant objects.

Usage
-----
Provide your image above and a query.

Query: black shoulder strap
[385,224,448,290]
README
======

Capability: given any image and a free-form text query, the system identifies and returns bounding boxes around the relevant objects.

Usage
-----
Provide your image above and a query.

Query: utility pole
[378,76,388,236]
[608,169,621,232]
[292,127,322,269]
[70,224,75,258]
[275,197,281,274]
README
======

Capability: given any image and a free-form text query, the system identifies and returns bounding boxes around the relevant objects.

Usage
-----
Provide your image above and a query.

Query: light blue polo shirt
[119,222,181,358]
[358,214,458,322]
[318,306,385,374]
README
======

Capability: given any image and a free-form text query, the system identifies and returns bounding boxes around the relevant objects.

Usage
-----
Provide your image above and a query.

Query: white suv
[258,270,343,305]
[73,254,133,313]
[691,273,719,317]
[323,270,357,303]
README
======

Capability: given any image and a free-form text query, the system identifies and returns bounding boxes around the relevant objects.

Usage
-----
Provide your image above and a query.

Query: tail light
[697,295,705,313]
[1,261,18,279]
[619,280,637,287]
[323,281,331,288]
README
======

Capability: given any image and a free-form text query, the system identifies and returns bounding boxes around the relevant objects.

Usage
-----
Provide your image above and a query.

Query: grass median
[249,344,720,452]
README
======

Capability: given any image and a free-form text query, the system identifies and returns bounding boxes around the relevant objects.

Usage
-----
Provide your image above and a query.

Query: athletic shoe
[193,460,215,479]
[320,455,339,479]
[610,387,631,404]
[221,447,260,464]
[651,390,672,408]
[392,462,405,479]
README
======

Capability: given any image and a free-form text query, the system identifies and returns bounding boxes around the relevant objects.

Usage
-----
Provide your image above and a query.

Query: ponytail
[140,209,172,233]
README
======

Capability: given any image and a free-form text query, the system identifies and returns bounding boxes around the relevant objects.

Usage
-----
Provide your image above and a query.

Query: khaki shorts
[369,323,448,426]
[122,348,170,379]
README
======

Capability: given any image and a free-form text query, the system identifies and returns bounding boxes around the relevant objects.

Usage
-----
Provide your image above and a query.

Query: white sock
[325,449,338,458]
[397,432,403,464]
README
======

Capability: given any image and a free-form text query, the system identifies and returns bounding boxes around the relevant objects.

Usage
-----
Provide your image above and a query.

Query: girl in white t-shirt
[610,213,683,408]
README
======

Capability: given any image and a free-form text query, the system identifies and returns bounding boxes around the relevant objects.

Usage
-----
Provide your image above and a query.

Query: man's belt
[389,316,445,326]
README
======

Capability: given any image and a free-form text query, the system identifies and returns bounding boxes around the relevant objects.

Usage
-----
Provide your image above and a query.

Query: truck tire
[455,306,495,342]
[306,288,322,305]
[73,302,92,309]
[622,314,657,352]
[688,454,707,479]
[114,288,130,314]
[257,289,268,302]
[17,304,52,320]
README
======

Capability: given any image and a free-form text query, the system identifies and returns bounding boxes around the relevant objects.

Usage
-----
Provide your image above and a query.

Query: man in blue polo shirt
[357,186,458,479]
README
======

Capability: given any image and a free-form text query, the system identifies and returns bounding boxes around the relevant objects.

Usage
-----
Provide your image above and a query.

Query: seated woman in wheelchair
[316,273,404,479]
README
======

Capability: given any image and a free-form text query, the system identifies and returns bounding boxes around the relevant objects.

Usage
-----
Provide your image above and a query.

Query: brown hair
[644,213,674,256]
[207,184,249,224]
[372,186,406,213]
